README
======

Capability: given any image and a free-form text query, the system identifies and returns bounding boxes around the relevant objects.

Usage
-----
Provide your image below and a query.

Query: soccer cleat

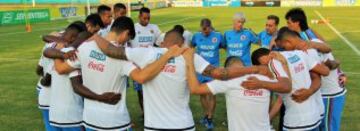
[205,118,214,130]
[199,116,207,125]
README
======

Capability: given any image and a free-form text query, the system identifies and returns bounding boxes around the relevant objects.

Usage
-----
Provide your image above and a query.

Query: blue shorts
[52,126,82,131]
[41,109,55,131]
[319,95,346,131]
[133,81,142,91]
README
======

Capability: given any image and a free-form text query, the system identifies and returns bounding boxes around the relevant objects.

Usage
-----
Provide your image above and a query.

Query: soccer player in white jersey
[183,48,292,131]
[41,22,87,131]
[91,26,292,130]
[271,27,330,131]
[36,43,56,131]
[156,25,193,47]
[130,7,162,118]
[97,5,113,37]
[131,7,161,48]
[284,38,346,131]
[48,17,185,131]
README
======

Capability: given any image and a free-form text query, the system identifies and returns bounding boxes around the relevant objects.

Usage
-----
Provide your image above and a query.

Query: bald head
[162,30,184,48]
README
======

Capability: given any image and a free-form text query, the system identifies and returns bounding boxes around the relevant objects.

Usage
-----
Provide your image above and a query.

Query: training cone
[26,24,32,32]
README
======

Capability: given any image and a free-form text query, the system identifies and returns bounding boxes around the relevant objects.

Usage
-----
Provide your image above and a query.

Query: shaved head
[162,30,184,48]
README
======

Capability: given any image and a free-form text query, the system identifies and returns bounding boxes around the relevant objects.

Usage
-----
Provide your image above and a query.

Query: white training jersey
[305,49,326,120]
[131,23,161,48]
[278,50,323,130]
[37,43,55,110]
[125,47,209,130]
[97,20,113,38]
[207,74,274,131]
[49,47,83,128]
[319,53,346,98]
[310,39,346,98]
[155,30,193,47]
[67,40,136,130]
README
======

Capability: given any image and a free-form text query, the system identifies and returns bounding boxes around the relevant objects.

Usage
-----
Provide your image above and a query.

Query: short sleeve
[207,80,229,95]
[269,59,289,78]
[125,48,154,68]
[185,31,193,45]
[69,70,81,78]
[155,33,165,46]
[303,50,320,70]
[154,25,162,42]
[120,61,138,76]
[250,31,259,44]
[194,54,210,73]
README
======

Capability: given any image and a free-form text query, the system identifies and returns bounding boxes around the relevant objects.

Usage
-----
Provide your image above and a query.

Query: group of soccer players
[35,3,347,131]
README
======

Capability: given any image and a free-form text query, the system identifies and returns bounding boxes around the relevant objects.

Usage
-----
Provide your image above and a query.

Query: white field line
[314,10,360,57]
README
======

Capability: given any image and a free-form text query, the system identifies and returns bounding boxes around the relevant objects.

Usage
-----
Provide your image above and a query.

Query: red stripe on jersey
[270,60,280,78]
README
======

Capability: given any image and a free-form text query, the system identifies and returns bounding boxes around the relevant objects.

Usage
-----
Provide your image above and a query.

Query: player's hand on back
[55,42,65,50]
[97,92,122,105]
[291,88,312,103]
[166,45,188,58]
[255,66,269,76]
[63,50,78,61]
[242,76,262,90]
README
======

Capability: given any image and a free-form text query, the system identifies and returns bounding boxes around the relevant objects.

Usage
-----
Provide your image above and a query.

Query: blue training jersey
[191,31,224,67]
[191,31,224,83]
[300,29,318,41]
[257,30,273,49]
[224,29,258,66]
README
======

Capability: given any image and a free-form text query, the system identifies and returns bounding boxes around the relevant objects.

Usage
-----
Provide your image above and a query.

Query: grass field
[0,7,359,130]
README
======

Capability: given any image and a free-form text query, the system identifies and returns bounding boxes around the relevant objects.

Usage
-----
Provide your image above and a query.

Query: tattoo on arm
[219,68,229,80]
[202,65,216,76]
[105,44,127,60]
[202,66,229,80]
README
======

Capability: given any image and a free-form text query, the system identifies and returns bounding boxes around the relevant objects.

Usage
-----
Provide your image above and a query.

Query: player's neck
[105,32,117,42]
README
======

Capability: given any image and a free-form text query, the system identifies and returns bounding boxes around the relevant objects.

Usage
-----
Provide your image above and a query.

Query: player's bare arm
[324,59,340,70]
[42,35,64,43]
[291,72,321,103]
[130,46,187,84]
[184,49,212,94]
[69,31,93,49]
[70,75,121,105]
[241,76,292,93]
[269,95,283,120]
[311,63,330,76]
[40,73,52,87]
[201,65,266,80]
[54,59,76,74]
[43,45,76,60]
[90,34,128,60]
[308,41,332,53]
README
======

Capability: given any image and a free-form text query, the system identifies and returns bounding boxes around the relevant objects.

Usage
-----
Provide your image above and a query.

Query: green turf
[0,7,359,130]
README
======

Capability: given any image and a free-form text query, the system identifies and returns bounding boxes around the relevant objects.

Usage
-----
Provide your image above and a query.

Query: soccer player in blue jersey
[191,18,224,130]
[257,15,279,49]
[224,12,259,66]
